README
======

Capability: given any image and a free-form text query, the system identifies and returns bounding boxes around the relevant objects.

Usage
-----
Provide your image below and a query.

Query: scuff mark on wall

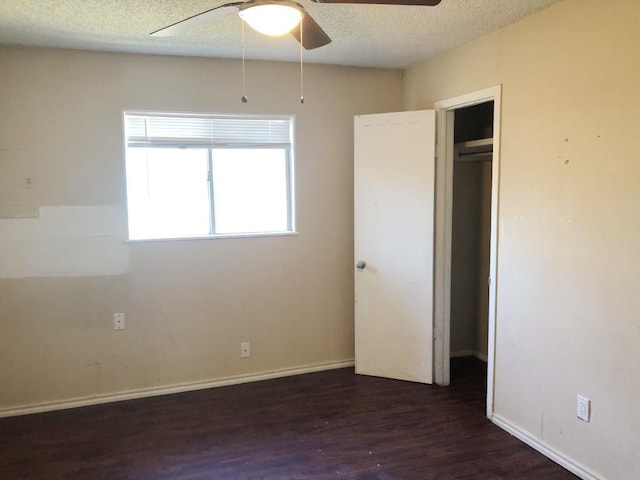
[0,205,128,278]
[0,150,38,218]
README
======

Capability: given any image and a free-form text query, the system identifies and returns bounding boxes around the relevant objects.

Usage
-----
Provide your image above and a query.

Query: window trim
[123,231,300,244]
[123,111,297,241]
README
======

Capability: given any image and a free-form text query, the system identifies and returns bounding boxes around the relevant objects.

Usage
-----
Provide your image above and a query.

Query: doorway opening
[434,86,501,419]
[449,101,494,411]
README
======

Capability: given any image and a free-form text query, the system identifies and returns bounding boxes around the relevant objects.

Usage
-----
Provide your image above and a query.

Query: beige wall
[0,47,403,410]
[405,0,640,478]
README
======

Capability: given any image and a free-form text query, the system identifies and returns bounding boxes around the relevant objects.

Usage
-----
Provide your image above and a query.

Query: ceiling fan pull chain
[241,20,248,104]
[299,21,304,104]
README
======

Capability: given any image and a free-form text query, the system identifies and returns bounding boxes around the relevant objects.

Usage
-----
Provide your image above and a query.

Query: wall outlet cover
[577,394,590,422]
[113,313,125,330]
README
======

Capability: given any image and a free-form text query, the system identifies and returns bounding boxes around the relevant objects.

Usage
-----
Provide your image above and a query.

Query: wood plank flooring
[0,358,577,479]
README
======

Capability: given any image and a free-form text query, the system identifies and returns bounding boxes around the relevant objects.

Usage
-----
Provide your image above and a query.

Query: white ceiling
[0,0,560,68]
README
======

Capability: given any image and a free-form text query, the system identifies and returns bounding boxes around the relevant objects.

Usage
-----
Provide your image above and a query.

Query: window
[124,112,295,240]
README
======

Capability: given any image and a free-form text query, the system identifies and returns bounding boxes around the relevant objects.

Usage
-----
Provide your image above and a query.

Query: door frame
[433,85,501,419]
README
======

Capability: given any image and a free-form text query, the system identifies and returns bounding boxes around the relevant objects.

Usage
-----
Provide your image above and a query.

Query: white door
[354,110,436,383]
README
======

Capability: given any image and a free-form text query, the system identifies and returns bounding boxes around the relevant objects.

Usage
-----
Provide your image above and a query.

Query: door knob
[356,260,367,271]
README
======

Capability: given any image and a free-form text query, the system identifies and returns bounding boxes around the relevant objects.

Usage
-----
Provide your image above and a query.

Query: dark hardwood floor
[0,358,577,479]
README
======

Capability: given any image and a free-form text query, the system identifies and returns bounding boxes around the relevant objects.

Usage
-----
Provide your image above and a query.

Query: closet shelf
[454,137,493,162]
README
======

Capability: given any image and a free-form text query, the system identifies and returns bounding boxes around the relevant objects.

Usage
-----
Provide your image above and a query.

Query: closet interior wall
[450,102,494,364]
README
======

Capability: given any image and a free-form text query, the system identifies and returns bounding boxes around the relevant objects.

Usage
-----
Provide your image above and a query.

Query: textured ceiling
[0,0,560,68]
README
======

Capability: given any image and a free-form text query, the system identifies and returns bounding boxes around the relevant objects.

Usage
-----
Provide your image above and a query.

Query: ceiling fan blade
[310,0,441,5]
[290,12,332,50]
[150,3,243,37]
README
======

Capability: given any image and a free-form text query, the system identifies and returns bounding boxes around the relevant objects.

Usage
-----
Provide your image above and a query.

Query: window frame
[123,111,297,242]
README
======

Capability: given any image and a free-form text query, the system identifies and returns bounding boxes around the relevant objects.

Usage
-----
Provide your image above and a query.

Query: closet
[450,102,494,369]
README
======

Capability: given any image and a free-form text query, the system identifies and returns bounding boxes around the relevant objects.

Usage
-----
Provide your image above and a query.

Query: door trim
[433,85,502,419]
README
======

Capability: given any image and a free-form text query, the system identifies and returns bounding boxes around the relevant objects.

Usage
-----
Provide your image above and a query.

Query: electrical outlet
[113,313,125,330]
[240,342,250,358]
[577,395,590,422]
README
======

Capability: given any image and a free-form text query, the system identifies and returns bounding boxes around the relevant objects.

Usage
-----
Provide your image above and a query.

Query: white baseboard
[492,414,602,480]
[0,359,355,418]
[474,351,488,362]
[450,350,488,362]
[450,349,474,358]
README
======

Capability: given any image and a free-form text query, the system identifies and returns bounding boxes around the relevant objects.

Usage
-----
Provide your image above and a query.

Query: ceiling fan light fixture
[239,3,304,37]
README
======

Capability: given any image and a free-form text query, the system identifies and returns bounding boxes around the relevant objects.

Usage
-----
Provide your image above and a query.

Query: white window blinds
[125,113,292,148]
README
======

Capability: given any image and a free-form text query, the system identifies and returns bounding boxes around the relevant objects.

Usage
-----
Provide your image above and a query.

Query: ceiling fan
[150,0,442,50]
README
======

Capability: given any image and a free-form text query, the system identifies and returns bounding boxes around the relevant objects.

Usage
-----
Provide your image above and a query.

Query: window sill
[124,231,299,244]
